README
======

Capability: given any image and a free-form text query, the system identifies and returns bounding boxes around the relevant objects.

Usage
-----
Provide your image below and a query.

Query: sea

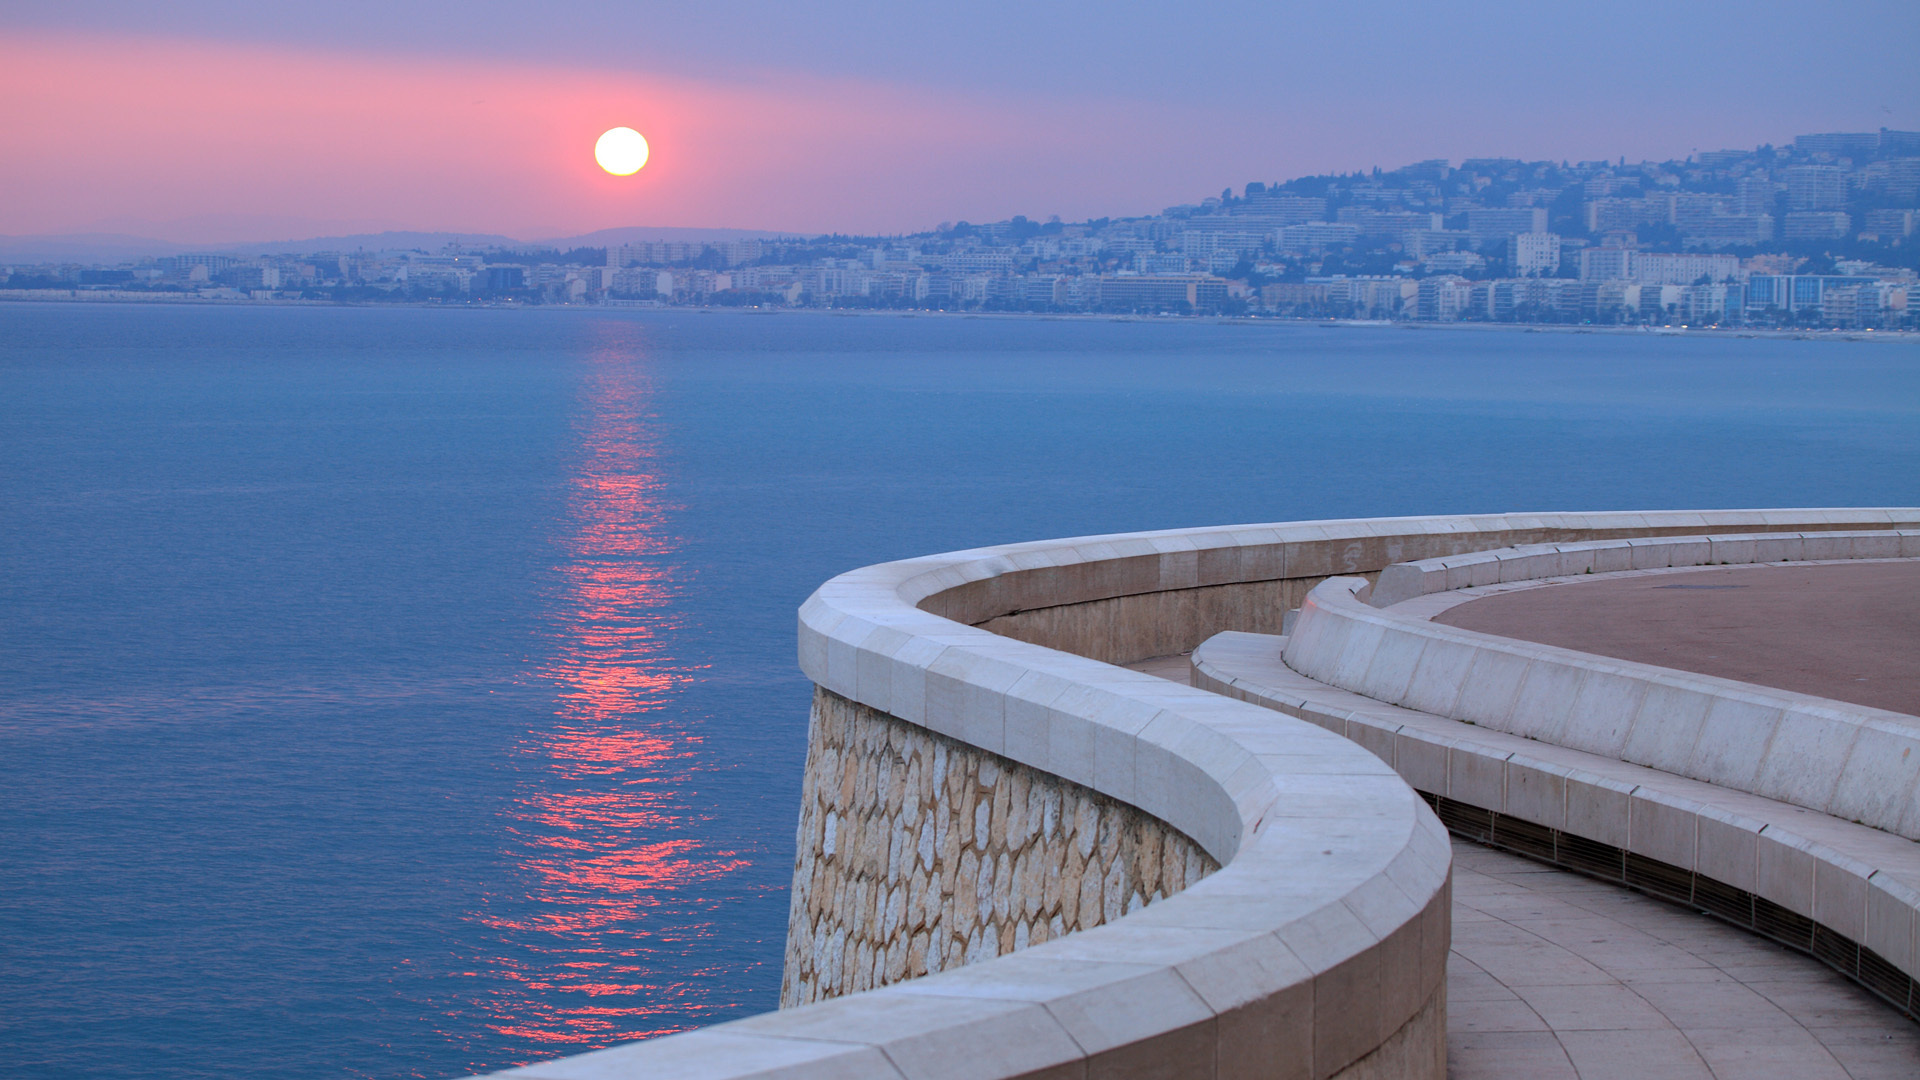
[2,302,1916,1080]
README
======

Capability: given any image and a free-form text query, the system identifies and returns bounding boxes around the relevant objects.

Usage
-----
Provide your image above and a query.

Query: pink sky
[0,31,1241,241]
[3,12,1914,244]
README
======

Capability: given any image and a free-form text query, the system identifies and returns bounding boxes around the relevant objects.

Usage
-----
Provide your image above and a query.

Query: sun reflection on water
[463,326,746,1059]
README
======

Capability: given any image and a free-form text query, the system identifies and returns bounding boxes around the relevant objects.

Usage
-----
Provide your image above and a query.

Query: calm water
[2,304,1916,1079]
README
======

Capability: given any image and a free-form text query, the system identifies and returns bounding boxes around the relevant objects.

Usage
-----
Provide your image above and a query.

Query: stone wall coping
[1284,546,1920,838]
[1191,628,1920,988]
[1369,529,1920,609]
[906,510,1920,626]
[479,510,1918,1080]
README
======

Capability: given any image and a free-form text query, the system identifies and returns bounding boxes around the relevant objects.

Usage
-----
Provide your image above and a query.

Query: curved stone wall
[1283,537,1920,837]
[1193,526,1920,1020]
[782,687,1217,1006]
[475,509,1917,1080]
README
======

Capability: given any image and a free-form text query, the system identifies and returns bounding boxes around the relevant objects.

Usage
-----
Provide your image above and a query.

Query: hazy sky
[4,1,1917,242]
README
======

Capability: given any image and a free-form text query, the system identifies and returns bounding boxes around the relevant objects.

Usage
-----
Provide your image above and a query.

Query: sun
[594,127,650,176]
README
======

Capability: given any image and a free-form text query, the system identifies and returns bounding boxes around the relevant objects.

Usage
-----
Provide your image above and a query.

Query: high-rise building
[1863,209,1917,239]
[1784,166,1848,210]
[1508,232,1562,276]
[1630,252,1741,285]
[1467,207,1548,244]
[1793,132,1878,158]
[1781,212,1853,240]
[1579,247,1635,282]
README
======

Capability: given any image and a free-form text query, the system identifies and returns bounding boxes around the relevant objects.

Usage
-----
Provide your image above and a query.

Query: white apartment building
[1508,232,1561,276]
[1579,249,1739,285]
[1631,252,1740,285]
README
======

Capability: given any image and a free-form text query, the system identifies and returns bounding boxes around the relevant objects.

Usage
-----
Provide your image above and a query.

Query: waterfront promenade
[481,511,1920,1080]
[1131,647,1920,1078]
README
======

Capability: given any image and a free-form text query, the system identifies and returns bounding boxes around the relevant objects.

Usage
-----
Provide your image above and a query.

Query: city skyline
[3,1,1917,243]
[8,128,1915,331]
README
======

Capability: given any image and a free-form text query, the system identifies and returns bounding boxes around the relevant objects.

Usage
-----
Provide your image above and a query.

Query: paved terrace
[1128,654,1920,1078]
[1432,561,1920,716]
[1451,841,1920,1080]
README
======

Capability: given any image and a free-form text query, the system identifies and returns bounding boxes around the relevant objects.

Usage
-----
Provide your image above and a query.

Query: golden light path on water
[466,325,746,1058]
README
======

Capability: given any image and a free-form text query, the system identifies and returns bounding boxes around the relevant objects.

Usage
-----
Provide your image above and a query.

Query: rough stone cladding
[781,687,1218,1007]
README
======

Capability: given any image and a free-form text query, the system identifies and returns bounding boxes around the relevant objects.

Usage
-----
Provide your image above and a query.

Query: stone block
[1453,648,1531,728]
[1752,705,1857,812]
[1343,714,1399,769]
[1749,534,1803,563]
[1849,531,1902,559]
[1693,806,1760,893]
[1754,827,1817,917]
[1391,730,1448,796]
[1560,668,1646,759]
[1324,618,1388,693]
[1706,535,1757,565]
[506,1028,900,1080]
[1181,936,1314,1080]
[1684,692,1783,790]
[1563,773,1632,850]
[1355,628,1427,704]
[1041,967,1216,1077]
[1628,537,1675,569]
[1798,532,1851,561]
[1865,874,1918,976]
[1502,754,1568,830]
[1466,554,1502,588]
[1496,551,1547,583]
[1505,659,1587,744]
[1626,789,1699,871]
[1309,942,1384,1077]
[1619,680,1710,775]
[1447,744,1507,811]
[1001,671,1068,773]
[1590,543,1635,573]
[734,989,1082,1080]
[1659,539,1711,568]
[1398,639,1474,717]
[1813,852,1872,941]
[1835,723,1920,837]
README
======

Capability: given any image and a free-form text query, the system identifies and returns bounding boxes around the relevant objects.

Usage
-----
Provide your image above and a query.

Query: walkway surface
[1431,560,1920,715]
[1449,839,1920,1079]
[1122,652,1920,1078]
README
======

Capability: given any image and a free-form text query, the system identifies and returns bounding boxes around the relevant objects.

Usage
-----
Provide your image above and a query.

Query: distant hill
[2,225,811,265]
[234,231,525,255]
[541,226,805,248]
[0,233,197,263]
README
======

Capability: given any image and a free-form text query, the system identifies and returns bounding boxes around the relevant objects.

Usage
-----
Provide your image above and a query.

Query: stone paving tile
[1448,995,1552,1034]
[1744,978,1913,1029]
[1447,1031,1579,1079]
[1554,1028,1715,1080]
[1814,1029,1920,1080]
[1447,839,1920,1079]
[1509,982,1676,1030]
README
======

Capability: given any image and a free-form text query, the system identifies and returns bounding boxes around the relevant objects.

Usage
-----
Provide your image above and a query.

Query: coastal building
[1507,231,1561,276]
[1629,251,1741,285]
[1578,246,1635,281]
[1466,207,1548,244]
[1785,165,1849,210]
[1275,223,1360,252]
[1782,211,1854,240]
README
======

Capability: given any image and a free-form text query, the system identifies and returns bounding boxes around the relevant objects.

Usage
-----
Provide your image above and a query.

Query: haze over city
[4,0,1917,243]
